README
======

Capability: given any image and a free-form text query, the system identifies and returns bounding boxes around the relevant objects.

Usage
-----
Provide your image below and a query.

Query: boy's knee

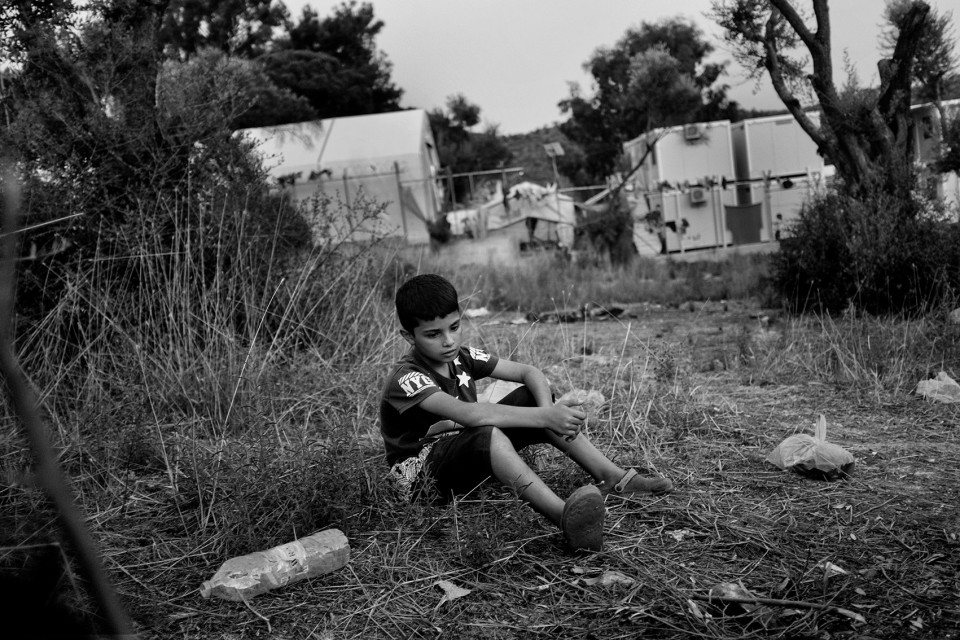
[487,426,513,452]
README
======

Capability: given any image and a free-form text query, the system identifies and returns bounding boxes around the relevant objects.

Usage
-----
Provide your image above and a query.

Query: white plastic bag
[915,371,960,403]
[766,415,855,481]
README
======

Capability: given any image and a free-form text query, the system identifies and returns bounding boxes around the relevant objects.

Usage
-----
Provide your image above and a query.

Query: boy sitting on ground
[379,274,672,551]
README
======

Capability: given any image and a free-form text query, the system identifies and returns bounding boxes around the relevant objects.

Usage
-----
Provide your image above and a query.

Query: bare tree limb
[0,161,136,639]
[760,10,826,154]
[878,2,929,119]
[769,0,816,50]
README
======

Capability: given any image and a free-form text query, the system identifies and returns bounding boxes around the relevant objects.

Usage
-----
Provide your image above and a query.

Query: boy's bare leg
[546,430,673,494]
[489,428,565,525]
[544,431,625,486]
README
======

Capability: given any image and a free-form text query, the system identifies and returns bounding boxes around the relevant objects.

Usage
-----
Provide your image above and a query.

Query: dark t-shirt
[379,345,499,465]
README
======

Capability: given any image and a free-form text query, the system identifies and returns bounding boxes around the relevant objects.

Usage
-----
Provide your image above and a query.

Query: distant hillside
[501,126,580,189]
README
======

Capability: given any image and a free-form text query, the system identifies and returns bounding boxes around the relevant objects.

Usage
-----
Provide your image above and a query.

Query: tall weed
[745,295,960,398]
[399,250,772,312]
[5,183,397,548]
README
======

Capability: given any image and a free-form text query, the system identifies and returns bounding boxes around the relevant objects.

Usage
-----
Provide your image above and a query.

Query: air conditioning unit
[683,124,703,141]
[689,186,707,204]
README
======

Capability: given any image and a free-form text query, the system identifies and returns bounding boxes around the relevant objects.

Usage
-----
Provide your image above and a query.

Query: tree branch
[877,2,929,118]
[761,11,826,153]
[769,0,815,50]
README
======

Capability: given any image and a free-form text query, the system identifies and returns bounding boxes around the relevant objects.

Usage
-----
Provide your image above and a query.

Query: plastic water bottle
[200,529,349,601]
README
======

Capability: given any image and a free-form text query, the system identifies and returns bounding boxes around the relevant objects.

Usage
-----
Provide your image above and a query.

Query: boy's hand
[425,420,459,436]
[549,397,587,441]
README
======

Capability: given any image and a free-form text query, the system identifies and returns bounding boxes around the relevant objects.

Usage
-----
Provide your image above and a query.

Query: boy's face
[401,310,462,370]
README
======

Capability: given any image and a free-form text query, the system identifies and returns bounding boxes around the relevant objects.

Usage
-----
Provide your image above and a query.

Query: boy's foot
[561,485,604,551]
[600,468,673,497]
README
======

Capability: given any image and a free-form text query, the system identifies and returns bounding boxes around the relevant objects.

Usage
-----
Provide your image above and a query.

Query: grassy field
[5,277,959,639]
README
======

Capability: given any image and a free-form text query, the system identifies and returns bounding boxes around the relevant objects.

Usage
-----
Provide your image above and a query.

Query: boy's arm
[418,392,584,439]
[425,419,458,436]
[489,359,554,407]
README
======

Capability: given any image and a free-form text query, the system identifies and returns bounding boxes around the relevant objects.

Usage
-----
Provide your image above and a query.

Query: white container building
[730,112,830,242]
[623,121,738,254]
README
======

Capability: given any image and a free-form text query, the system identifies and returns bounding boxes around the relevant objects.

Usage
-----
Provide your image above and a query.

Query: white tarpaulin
[481,182,576,246]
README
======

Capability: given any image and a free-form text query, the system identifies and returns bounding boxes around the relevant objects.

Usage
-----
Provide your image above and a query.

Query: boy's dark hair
[395,274,459,333]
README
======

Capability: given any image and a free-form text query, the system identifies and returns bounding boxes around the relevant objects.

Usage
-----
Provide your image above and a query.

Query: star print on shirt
[453,357,461,366]
[457,371,471,387]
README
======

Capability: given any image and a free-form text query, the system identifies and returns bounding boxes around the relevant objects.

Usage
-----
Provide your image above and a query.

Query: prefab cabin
[729,112,829,242]
[623,121,738,254]
[910,99,960,209]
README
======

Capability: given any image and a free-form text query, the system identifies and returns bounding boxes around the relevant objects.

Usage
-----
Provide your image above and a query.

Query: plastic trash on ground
[915,371,960,403]
[558,389,605,413]
[766,415,855,481]
[707,582,761,617]
[200,529,349,601]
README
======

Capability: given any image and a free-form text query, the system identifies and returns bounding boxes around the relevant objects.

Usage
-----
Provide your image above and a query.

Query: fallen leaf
[834,607,867,624]
[434,580,471,606]
[817,560,848,578]
[708,582,760,616]
[686,599,709,622]
[669,528,693,542]
[581,570,635,588]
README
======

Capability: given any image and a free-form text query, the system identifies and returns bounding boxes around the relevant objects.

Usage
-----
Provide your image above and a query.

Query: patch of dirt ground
[457,300,960,639]
[103,300,959,639]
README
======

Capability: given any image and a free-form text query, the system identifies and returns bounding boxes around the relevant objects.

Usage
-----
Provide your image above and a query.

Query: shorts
[389,386,553,503]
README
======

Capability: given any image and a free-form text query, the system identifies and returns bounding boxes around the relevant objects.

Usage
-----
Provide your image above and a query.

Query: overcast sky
[284,0,954,135]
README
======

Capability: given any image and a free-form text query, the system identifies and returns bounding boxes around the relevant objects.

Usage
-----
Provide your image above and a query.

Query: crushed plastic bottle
[200,529,349,601]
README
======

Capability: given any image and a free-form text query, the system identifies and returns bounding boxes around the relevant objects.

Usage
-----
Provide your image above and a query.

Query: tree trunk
[763,0,929,201]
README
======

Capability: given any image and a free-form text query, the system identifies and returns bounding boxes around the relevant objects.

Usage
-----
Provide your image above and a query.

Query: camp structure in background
[623,120,738,255]
[442,181,576,264]
[623,114,831,256]
[729,112,831,244]
[622,99,960,257]
[237,109,443,245]
[910,98,960,210]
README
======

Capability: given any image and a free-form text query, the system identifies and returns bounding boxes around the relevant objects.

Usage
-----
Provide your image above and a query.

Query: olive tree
[711,0,931,204]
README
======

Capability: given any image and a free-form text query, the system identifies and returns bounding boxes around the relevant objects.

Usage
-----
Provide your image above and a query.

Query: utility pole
[543,142,564,187]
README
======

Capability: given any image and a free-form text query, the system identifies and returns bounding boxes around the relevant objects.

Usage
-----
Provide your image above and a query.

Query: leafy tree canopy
[880,0,957,106]
[428,94,512,205]
[267,1,402,119]
[558,17,739,185]
[0,0,76,62]
[159,1,402,126]
[160,0,286,60]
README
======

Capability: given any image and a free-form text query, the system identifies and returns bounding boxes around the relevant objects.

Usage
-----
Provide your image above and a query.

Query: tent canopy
[483,181,575,229]
[236,110,440,244]
[238,110,435,181]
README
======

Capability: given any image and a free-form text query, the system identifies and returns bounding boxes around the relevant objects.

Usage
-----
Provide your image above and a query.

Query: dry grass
[4,290,959,638]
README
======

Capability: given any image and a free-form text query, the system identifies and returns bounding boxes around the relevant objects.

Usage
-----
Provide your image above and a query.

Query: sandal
[601,468,673,497]
[561,485,604,551]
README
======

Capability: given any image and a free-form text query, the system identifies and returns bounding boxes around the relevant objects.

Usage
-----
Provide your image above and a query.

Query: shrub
[772,190,960,315]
